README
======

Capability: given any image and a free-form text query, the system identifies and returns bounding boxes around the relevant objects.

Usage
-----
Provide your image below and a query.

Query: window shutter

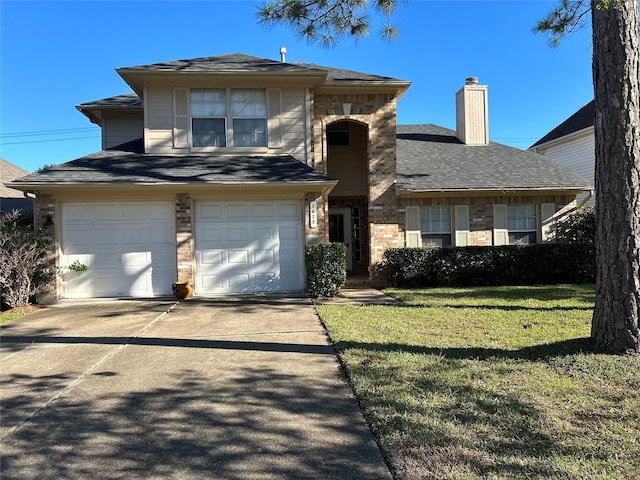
[493,204,508,246]
[541,203,556,242]
[454,205,469,246]
[267,89,283,148]
[173,88,190,149]
[405,206,421,248]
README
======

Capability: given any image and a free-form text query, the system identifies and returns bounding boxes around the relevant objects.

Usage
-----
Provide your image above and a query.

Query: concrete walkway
[0,296,392,479]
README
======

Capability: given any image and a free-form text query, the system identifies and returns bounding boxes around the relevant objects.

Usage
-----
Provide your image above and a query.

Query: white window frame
[420,206,452,247]
[190,88,227,148]
[507,204,538,245]
[189,88,268,150]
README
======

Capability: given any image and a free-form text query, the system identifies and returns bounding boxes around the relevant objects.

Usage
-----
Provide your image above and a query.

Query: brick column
[175,193,193,283]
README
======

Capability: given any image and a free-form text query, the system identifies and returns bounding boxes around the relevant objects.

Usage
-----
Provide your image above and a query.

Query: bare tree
[0,210,54,309]
[258,0,640,354]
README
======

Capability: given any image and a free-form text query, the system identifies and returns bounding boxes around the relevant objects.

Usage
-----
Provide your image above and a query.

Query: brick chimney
[455,77,489,145]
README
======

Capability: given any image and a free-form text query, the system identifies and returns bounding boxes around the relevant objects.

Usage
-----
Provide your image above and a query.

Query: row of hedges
[380,244,596,287]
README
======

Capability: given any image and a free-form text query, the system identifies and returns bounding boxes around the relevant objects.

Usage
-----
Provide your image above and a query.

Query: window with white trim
[507,204,537,244]
[191,89,227,147]
[231,89,266,147]
[189,88,267,148]
[420,206,452,247]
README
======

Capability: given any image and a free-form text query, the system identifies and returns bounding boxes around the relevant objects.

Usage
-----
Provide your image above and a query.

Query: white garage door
[196,200,304,294]
[61,202,177,298]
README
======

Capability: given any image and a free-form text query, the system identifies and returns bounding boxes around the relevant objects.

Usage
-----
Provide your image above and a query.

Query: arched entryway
[326,120,369,273]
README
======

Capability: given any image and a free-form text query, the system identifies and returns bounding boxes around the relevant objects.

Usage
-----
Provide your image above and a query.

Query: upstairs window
[508,204,537,244]
[189,88,267,148]
[421,206,452,247]
[231,89,267,147]
[191,89,226,147]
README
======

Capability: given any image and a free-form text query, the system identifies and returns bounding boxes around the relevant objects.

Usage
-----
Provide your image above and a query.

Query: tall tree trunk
[591,0,640,354]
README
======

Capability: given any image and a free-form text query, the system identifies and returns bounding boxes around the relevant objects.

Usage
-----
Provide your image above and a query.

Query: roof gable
[530,100,594,148]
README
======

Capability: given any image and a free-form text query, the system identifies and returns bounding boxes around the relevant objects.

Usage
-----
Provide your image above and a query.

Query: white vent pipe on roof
[280,47,287,63]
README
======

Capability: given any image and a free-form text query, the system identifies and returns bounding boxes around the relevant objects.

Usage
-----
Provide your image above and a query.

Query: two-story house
[11,53,592,300]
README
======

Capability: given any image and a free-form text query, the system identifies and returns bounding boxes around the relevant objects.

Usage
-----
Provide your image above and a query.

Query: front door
[329,208,352,270]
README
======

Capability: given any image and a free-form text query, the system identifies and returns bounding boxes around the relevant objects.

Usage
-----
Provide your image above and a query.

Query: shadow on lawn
[334,337,595,360]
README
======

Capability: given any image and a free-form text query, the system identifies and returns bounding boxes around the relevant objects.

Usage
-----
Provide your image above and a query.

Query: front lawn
[316,284,640,480]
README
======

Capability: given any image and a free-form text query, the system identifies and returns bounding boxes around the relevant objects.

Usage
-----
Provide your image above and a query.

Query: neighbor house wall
[535,129,594,205]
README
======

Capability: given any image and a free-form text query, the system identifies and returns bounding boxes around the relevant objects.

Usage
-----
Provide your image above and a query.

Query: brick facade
[313,93,399,266]
[398,194,577,246]
[175,193,193,283]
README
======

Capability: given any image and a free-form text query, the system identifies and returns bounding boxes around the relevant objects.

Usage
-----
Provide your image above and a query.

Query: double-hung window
[420,206,452,247]
[191,88,227,147]
[190,88,267,148]
[507,204,537,244]
[231,89,267,147]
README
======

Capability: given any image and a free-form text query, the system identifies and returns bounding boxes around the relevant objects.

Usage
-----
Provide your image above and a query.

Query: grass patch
[0,311,24,325]
[316,284,640,480]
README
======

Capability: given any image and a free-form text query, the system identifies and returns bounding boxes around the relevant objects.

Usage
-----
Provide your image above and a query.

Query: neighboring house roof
[396,124,593,193]
[1,158,33,214]
[530,100,594,149]
[10,146,336,194]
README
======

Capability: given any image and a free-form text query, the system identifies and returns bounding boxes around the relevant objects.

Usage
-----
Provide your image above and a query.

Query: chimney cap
[465,77,478,85]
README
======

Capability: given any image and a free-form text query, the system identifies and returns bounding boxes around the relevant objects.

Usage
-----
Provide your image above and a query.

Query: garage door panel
[196,200,303,294]
[62,202,176,298]
[94,204,119,220]
[228,250,249,264]
[94,228,119,245]
[228,227,249,242]
[278,203,300,219]
[227,204,249,219]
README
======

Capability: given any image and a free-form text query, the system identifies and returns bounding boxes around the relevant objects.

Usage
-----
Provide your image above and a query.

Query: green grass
[0,311,23,325]
[316,284,640,480]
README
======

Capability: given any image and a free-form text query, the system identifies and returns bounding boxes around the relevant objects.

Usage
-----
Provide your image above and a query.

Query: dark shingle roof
[119,53,325,74]
[118,53,406,83]
[77,93,142,109]
[11,148,335,188]
[530,100,594,148]
[397,124,593,192]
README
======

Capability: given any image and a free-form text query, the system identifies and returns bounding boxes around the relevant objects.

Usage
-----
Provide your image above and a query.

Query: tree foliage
[257,0,409,47]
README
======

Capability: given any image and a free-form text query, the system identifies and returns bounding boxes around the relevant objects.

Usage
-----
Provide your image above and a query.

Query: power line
[0,135,100,146]
[0,127,97,138]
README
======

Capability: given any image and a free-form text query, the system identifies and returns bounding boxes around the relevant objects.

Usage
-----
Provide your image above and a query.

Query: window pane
[420,207,451,234]
[233,118,266,147]
[421,233,452,247]
[190,88,226,117]
[192,118,226,147]
[231,89,266,117]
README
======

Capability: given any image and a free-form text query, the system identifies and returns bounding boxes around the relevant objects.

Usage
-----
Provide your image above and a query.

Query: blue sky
[1,0,594,173]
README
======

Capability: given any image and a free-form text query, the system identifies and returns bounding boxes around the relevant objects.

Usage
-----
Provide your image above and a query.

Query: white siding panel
[146,87,174,152]
[543,132,595,184]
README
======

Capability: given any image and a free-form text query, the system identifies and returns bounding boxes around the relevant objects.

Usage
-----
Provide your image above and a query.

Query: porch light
[342,102,352,116]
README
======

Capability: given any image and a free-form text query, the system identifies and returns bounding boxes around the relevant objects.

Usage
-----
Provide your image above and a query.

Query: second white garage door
[195,201,304,294]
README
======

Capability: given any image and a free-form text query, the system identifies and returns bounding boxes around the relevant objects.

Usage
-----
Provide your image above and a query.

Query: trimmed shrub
[306,243,347,297]
[380,244,595,288]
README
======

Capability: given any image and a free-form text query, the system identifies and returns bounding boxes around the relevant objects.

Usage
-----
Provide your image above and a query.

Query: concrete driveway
[0,296,392,480]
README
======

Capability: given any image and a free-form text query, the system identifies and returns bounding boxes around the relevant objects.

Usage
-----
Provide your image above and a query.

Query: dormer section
[455,77,489,145]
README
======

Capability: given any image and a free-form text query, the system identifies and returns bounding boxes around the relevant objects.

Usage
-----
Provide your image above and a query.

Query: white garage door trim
[61,202,177,298]
[195,200,304,294]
